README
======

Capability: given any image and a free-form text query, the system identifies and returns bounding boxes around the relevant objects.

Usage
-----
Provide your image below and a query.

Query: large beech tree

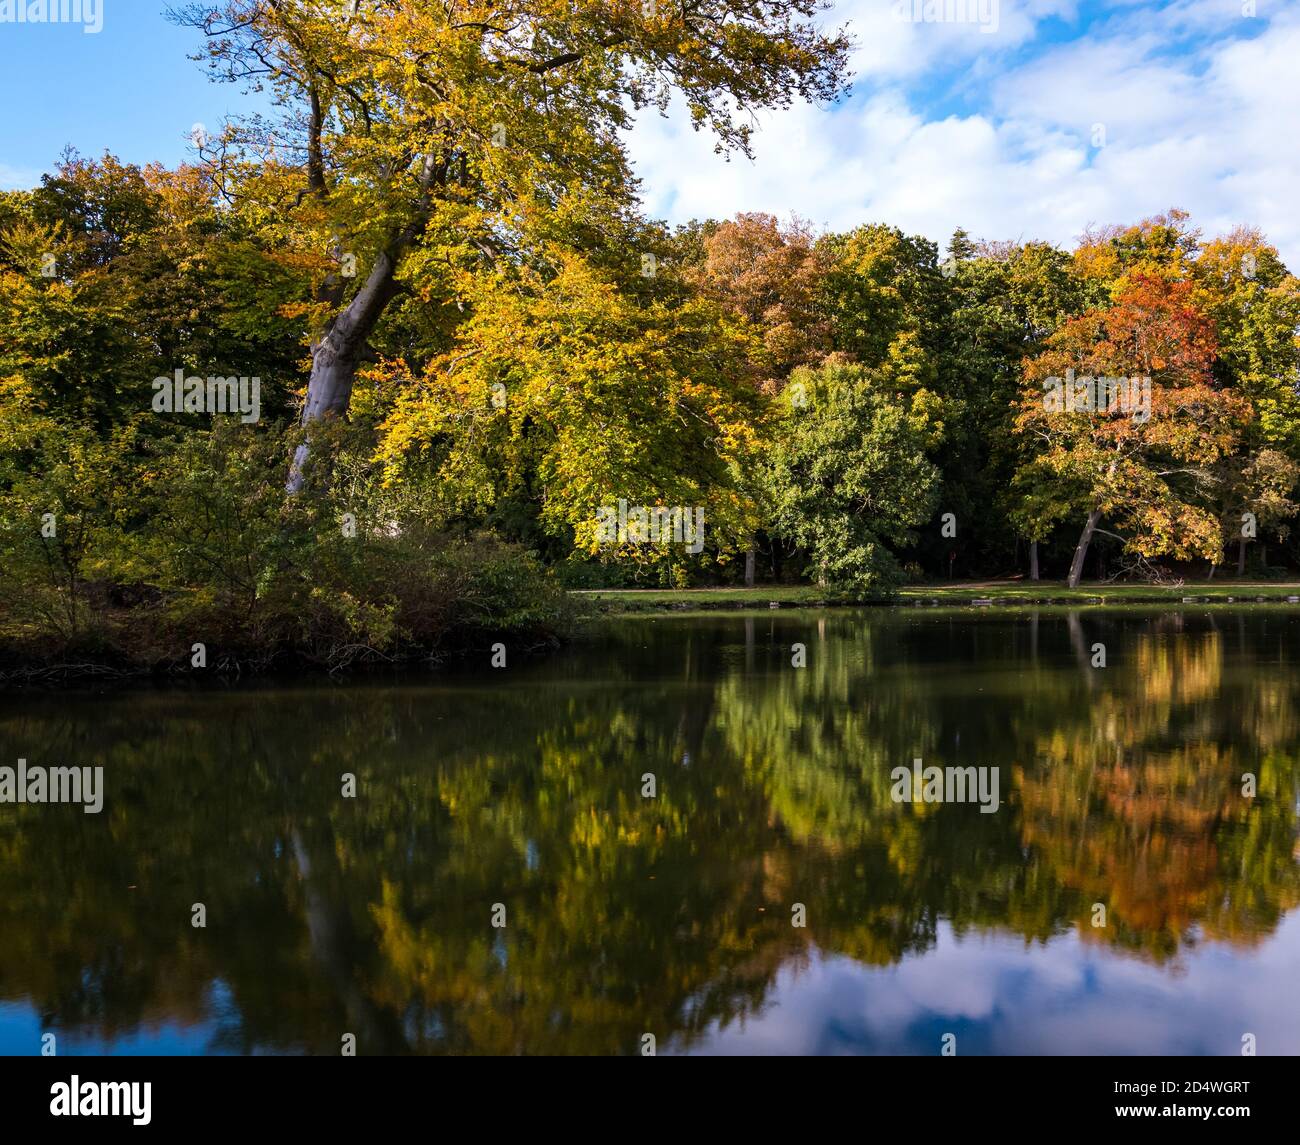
[173,0,850,490]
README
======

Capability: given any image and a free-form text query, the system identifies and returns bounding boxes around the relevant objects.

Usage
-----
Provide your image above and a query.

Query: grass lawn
[574,581,1300,613]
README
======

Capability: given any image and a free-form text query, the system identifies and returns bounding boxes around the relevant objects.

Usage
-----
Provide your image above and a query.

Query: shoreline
[6,582,1300,687]
[578,581,1300,613]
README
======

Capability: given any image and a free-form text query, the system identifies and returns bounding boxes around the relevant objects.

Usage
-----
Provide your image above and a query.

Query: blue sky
[0,2,259,184]
[2,1,1298,263]
[627,0,1300,263]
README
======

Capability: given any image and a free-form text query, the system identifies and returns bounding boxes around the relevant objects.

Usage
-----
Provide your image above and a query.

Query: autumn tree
[1194,228,1300,573]
[1014,276,1249,587]
[372,242,766,571]
[818,223,947,384]
[943,236,1085,577]
[684,211,830,389]
[172,0,851,491]
[0,152,305,430]
[678,211,831,583]
[1070,208,1202,307]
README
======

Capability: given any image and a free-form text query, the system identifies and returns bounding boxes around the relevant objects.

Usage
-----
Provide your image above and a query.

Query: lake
[2,607,1298,1055]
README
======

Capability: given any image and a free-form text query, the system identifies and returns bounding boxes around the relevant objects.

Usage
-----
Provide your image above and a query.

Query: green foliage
[761,363,940,589]
[0,398,143,645]
[5,140,1300,678]
[374,248,766,563]
[0,414,572,672]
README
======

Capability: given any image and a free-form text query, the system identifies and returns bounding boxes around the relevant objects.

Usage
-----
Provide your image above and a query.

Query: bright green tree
[762,361,940,589]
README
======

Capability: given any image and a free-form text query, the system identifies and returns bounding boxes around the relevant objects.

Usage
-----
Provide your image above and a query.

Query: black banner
[0,1053,1291,1131]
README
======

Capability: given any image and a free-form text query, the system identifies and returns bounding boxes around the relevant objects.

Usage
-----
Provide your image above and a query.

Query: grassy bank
[576,581,1300,613]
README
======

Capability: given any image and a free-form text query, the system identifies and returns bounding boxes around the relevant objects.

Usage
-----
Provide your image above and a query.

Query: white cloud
[627,2,1300,266]
[835,0,1079,81]
[679,914,1300,1055]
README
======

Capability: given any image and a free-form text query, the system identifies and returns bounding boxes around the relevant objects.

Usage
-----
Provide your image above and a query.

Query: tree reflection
[0,609,1297,1053]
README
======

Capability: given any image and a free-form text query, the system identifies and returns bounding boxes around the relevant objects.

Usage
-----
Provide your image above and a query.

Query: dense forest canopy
[2,1,1300,669]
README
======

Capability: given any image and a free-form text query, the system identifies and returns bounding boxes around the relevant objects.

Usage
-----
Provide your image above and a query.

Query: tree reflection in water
[1,608,1297,1054]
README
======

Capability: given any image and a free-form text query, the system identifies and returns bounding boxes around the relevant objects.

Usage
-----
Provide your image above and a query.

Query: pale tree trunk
[744,547,756,588]
[1029,540,1039,582]
[1067,509,1102,589]
[1066,609,1095,688]
[285,145,447,494]
[290,827,407,1052]
[287,249,403,493]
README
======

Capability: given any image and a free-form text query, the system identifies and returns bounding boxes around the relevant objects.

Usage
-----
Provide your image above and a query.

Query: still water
[1,608,1298,1055]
